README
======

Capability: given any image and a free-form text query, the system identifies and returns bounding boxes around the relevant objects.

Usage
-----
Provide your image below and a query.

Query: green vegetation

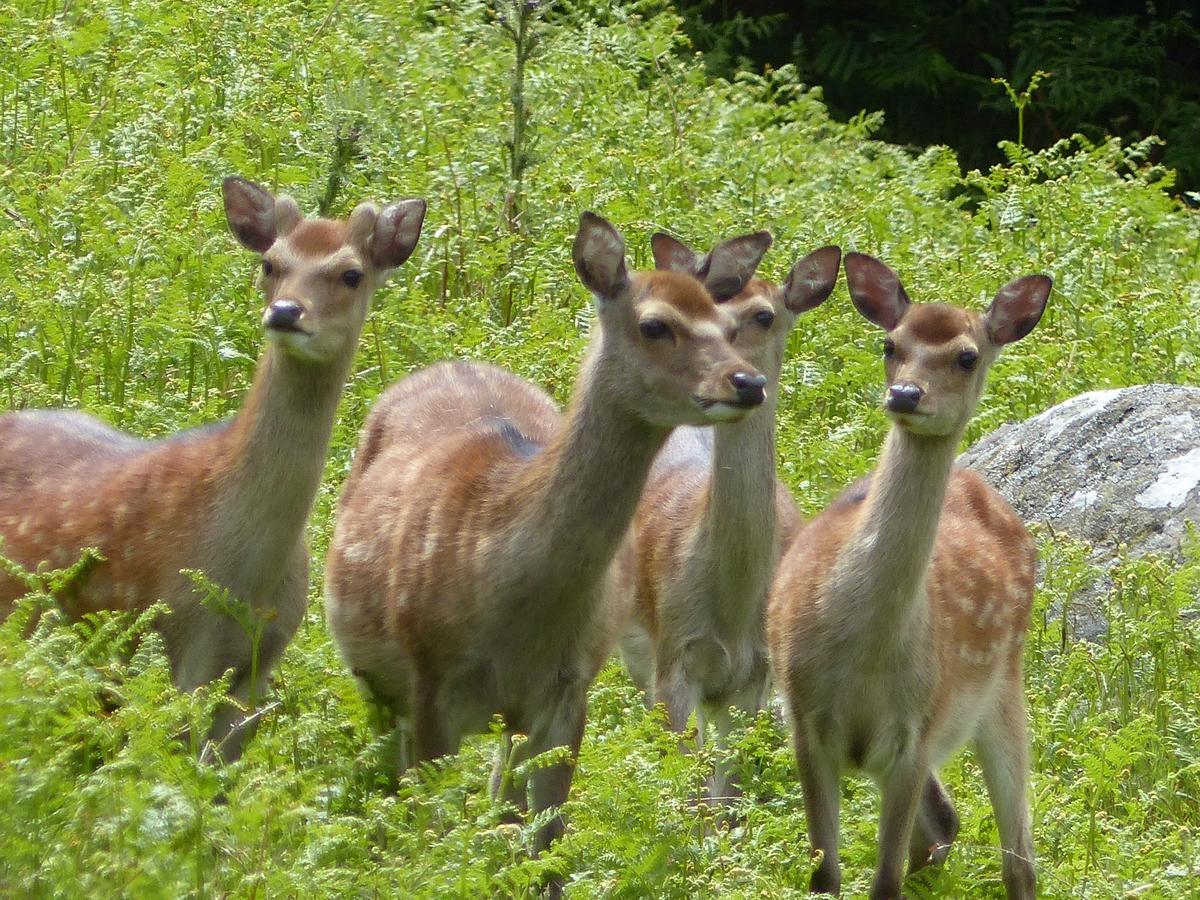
[677,0,1200,193]
[1,0,1198,895]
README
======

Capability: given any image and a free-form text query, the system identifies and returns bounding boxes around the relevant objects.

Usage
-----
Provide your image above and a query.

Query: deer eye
[261,259,274,276]
[754,309,775,329]
[883,339,895,358]
[342,269,364,288]
[639,318,671,340]
[958,350,979,370]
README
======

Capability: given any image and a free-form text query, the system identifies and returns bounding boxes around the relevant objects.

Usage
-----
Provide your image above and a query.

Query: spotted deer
[767,253,1050,899]
[620,234,840,800]
[0,177,426,760]
[324,211,767,864]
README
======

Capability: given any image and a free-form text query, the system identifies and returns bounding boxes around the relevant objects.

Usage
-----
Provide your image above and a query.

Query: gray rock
[959,384,1200,639]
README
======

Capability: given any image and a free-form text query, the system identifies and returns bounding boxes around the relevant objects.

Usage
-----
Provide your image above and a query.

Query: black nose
[264,299,303,331]
[886,383,923,413]
[730,371,767,406]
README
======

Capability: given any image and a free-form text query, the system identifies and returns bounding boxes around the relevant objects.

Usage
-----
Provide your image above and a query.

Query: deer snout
[264,299,305,332]
[886,383,923,413]
[730,371,767,407]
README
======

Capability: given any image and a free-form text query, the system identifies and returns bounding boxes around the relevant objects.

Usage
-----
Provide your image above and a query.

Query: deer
[324,211,769,871]
[619,233,840,801]
[767,253,1050,900]
[0,176,426,761]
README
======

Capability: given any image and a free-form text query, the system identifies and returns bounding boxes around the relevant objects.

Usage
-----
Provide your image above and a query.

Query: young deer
[767,254,1050,899]
[0,177,426,760]
[325,212,767,862]
[620,234,840,800]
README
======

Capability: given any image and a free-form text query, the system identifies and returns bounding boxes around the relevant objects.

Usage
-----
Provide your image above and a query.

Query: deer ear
[984,274,1051,345]
[700,230,773,300]
[370,198,427,270]
[223,177,278,253]
[844,252,911,330]
[574,211,629,300]
[783,245,841,314]
[651,233,703,275]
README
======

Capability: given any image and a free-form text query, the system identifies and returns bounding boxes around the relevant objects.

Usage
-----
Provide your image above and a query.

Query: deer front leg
[796,724,842,895]
[870,742,928,900]
[527,690,587,855]
[975,676,1036,900]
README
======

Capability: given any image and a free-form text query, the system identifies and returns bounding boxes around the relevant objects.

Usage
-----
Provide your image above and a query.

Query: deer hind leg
[975,676,1036,900]
[699,657,770,803]
[618,622,656,705]
[907,774,960,873]
[654,659,697,733]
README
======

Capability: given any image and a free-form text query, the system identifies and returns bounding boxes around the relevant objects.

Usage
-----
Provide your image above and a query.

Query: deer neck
[838,425,959,633]
[507,345,668,606]
[701,387,780,632]
[209,344,350,596]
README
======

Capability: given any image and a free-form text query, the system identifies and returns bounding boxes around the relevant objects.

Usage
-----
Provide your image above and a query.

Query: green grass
[2,0,1199,896]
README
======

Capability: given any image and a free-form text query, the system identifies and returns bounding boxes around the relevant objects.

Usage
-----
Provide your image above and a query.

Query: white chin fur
[702,402,753,423]
[268,330,329,364]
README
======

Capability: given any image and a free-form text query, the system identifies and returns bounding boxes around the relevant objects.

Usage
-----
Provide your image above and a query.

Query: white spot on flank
[342,541,373,565]
[1136,446,1200,509]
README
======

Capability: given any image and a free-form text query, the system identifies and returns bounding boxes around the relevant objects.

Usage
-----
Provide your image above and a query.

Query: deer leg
[202,664,271,764]
[870,744,927,900]
[796,725,842,895]
[907,774,960,872]
[618,622,656,704]
[654,661,695,733]
[412,672,457,762]
[527,690,587,854]
[490,728,532,819]
[975,677,1036,900]
[701,667,769,803]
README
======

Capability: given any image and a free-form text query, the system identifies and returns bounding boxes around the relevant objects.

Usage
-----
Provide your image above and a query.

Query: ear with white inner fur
[223,176,278,253]
[651,233,704,275]
[984,274,1052,345]
[783,245,841,314]
[844,252,912,331]
[573,211,629,301]
[370,199,427,271]
[700,230,773,301]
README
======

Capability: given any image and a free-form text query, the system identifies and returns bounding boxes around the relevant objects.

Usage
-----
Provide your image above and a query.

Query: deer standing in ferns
[620,233,840,800]
[768,253,1050,899]
[325,212,768,862]
[0,177,426,760]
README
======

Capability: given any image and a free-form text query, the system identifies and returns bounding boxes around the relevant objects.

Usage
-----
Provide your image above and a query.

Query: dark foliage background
[678,0,1200,193]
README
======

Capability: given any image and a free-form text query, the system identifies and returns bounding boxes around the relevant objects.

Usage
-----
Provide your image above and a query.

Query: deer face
[223,177,425,366]
[722,245,842,379]
[652,233,840,391]
[573,212,766,428]
[879,304,995,436]
[845,252,1051,438]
